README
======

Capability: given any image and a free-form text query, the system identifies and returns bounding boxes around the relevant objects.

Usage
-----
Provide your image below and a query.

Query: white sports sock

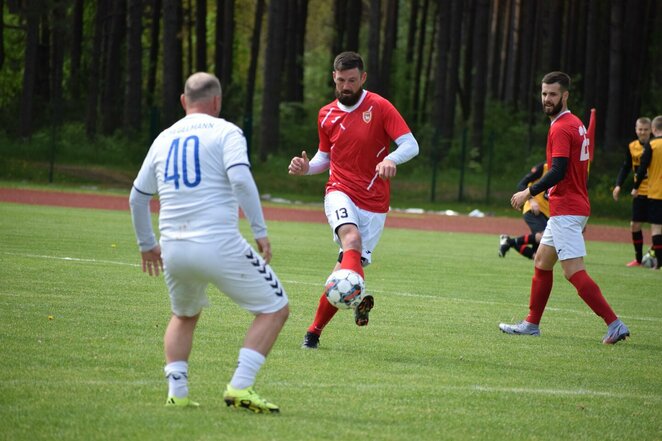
[230,348,265,390]
[164,361,189,398]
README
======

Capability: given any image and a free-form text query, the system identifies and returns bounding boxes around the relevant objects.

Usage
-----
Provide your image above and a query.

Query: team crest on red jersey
[362,111,372,123]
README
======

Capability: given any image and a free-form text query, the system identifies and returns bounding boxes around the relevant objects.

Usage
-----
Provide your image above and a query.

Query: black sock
[520,247,535,259]
[652,234,662,269]
[632,230,644,263]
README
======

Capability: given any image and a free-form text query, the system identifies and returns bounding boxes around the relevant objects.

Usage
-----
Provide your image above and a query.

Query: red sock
[569,270,617,325]
[340,249,364,278]
[525,267,553,324]
[307,293,338,335]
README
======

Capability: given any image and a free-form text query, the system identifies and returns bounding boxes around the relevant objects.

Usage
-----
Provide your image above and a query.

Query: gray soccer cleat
[602,319,630,344]
[499,320,540,336]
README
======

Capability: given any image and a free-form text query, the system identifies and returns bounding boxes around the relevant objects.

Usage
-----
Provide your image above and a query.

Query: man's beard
[336,89,362,106]
[542,99,563,117]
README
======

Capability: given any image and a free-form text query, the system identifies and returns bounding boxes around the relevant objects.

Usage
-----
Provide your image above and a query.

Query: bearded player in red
[288,52,419,349]
[501,71,630,345]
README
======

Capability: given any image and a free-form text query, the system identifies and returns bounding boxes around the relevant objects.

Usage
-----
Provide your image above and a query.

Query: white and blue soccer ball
[324,269,365,309]
[641,251,657,268]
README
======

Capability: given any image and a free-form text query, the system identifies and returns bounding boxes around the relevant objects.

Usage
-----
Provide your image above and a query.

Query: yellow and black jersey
[615,139,649,195]
[519,162,550,218]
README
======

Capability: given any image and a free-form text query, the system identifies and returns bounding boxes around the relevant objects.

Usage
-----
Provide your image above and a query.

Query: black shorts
[632,195,650,223]
[523,211,548,234]
[648,198,662,224]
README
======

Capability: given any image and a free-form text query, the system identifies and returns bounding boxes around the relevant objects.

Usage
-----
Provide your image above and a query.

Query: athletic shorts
[631,195,650,223]
[648,198,662,224]
[540,215,588,261]
[160,235,288,317]
[324,190,387,266]
[523,211,548,234]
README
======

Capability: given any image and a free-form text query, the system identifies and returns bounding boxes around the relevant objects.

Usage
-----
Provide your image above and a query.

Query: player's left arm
[375,100,419,179]
[377,133,419,179]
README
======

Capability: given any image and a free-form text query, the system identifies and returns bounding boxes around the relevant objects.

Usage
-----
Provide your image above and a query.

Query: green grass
[1,201,660,440]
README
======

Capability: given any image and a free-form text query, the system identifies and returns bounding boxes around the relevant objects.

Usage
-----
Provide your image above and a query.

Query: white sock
[230,348,265,390]
[164,361,189,398]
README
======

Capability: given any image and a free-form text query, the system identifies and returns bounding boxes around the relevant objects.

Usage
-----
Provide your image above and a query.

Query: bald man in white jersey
[130,72,289,413]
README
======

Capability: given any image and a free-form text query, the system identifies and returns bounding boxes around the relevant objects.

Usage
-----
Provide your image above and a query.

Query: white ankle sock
[164,361,189,398]
[230,348,265,390]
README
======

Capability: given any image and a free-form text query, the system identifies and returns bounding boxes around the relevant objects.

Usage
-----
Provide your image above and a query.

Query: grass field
[1,201,661,441]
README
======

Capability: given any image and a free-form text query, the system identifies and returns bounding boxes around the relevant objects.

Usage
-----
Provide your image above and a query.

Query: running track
[0,187,631,244]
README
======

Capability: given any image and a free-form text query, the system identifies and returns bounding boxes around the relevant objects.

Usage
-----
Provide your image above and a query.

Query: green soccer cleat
[223,384,280,414]
[165,396,200,408]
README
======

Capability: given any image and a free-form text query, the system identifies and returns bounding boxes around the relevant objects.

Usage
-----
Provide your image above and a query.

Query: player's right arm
[614,147,633,200]
[288,150,330,176]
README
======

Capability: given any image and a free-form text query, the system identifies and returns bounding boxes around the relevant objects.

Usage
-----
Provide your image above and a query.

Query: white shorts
[160,235,288,317]
[324,190,387,266]
[540,215,588,261]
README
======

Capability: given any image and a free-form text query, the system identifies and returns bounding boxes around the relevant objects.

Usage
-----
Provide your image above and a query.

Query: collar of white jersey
[549,109,571,126]
[336,90,368,113]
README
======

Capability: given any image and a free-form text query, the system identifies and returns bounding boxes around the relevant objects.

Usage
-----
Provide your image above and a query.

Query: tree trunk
[503,0,520,105]
[605,0,624,151]
[548,0,563,69]
[442,0,462,145]
[517,0,536,113]
[332,0,347,57]
[163,0,182,128]
[68,0,84,99]
[406,0,419,64]
[146,0,161,107]
[412,0,429,124]
[186,0,193,76]
[284,0,307,102]
[214,0,223,81]
[433,0,450,126]
[380,0,398,98]
[85,0,107,138]
[19,2,41,138]
[195,0,207,72]
[460,0,475,121]
[0,0,4,70]
[243,0,265,155]
[583,0,598,121]
[125,0,143,132]
[215,0,234,88]
[101,0,126,135]
[367,0,381,93]
[471,0,489,158]
[487,0,504,98]
[259,0,286,161]
[345,0,361,52]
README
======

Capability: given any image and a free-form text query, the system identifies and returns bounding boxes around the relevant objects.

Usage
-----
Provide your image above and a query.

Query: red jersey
[318,91,410,213]
[546,111,591,216]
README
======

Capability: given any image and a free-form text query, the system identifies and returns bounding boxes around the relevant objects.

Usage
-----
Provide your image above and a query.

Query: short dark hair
[333,51,364,72]
[541,71,571,91]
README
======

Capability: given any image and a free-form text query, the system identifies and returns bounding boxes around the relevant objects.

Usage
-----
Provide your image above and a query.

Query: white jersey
[133,113,251,242]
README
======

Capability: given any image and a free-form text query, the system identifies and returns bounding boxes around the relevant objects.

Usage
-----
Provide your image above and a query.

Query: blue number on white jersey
[164,136,202,189]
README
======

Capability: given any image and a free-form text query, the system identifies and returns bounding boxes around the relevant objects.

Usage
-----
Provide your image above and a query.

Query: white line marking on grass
[268,382,661,401]
[6,379,659,402]
[4,252,661,323]
[2,251,140,268]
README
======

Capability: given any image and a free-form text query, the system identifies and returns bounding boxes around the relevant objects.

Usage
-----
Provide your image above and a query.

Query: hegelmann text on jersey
[168,122,215,134]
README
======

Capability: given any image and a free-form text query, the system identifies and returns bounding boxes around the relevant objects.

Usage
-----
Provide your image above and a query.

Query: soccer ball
[324,269,365,309]
[641,251,657,268]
